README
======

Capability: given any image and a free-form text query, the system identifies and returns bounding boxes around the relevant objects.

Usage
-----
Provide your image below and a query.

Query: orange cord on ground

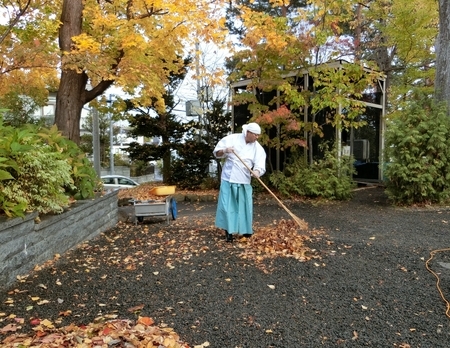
[425,248,450,318]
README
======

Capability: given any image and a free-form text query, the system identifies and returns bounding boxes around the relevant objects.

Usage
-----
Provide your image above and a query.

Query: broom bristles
[290,212,309,231]
[231,149,308,231]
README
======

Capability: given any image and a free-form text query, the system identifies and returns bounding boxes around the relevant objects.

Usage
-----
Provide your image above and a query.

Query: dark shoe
[225,231,233,242]
[242,234,252,238]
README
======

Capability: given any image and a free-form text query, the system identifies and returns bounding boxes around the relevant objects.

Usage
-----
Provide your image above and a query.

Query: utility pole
[92,108,101,177]
[195,41,203,142]
[108,95,114,175]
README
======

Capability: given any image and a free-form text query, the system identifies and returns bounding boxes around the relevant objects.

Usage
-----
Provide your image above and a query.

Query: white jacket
[213,133,266,184]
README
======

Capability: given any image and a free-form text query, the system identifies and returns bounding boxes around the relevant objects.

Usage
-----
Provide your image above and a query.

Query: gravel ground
[2,186,450,347]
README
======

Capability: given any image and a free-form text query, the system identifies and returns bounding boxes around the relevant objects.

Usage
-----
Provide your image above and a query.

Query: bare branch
[126,0,168,20]
[0,0,32,45]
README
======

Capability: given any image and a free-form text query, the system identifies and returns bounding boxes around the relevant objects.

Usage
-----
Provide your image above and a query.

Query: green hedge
[0,118,101,218]
[384,94,450,205]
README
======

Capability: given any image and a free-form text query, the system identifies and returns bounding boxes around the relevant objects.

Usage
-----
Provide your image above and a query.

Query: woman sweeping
[213,122,266,242]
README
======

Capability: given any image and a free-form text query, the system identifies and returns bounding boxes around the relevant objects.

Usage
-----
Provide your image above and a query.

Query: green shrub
[0,118,100,217]
[384,93,450,205]
[35,125,101,200]
[2,145,74,214]
[270,143,356,200]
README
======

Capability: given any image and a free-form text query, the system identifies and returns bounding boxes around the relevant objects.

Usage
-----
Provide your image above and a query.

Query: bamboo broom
[232,150,308,230]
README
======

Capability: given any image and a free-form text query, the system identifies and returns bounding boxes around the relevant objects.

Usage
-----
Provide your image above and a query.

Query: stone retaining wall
[0,191,118,290]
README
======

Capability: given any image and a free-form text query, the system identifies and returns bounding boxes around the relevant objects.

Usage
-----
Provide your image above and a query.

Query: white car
[101,175,139,190]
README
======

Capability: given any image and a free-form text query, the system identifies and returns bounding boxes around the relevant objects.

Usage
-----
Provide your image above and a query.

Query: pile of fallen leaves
[2,316,192,348]
[236,219,319,265]
[117,183,165,202]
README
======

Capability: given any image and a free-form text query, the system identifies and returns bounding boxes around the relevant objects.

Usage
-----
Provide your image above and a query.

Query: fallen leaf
[0,324,17,333]
[137,316,154,326]
[194,342,210,348]
[40,319,54,329]
[30,318,41,326]
[104,314,118,319]
[127,304,144,312]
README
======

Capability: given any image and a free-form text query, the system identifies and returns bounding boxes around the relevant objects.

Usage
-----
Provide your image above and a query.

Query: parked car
[101,175,139,190]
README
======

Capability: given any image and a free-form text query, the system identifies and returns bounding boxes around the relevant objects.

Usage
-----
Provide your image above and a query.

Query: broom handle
[232,150,297,220]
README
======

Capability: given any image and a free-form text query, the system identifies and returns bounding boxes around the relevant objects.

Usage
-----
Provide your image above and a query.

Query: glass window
[118,178,135,185]
[102,178,114,184]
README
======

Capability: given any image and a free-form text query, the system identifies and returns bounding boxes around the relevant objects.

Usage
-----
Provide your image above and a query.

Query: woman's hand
[252,170,260,178]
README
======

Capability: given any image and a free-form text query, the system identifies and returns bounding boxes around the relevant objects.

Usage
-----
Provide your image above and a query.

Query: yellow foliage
[0,0,230,113]
[0,1,61,100]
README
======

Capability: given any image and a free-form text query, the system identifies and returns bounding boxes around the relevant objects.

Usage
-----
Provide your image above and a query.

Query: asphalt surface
[2,186,450,347]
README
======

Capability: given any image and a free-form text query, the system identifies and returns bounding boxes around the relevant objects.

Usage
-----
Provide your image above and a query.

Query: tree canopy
[0,0,230,143]
[0,0,444,151]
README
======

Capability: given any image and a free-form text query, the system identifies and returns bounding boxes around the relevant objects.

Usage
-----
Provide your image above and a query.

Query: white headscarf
[242,122,261,136]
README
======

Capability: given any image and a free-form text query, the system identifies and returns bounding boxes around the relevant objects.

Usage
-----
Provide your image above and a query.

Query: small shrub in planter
[0,118,100,218]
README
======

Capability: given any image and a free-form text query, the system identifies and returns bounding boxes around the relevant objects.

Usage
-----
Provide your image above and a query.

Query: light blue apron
[215,180,253,235]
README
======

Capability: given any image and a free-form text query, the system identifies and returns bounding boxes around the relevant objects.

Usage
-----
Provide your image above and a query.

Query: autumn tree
[55,0,229,145]
[226,0,307,39]
[352,0,437,110]
[227,0,438,165]
[0,1,60,116]
[227,0,382,172]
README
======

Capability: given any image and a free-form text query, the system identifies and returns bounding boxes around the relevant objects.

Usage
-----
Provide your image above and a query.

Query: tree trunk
[435,0,450,105]
[54,0,84,144]
[55,0,114,144]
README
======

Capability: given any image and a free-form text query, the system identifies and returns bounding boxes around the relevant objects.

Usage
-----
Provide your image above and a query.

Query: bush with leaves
[0,119,101,218]
[384,94,450,205]
[270,143,356,200]
[35,125,101,201]
[2,145,75,215]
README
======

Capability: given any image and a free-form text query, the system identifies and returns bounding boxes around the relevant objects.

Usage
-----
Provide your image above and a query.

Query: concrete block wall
[0,191,119,290]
